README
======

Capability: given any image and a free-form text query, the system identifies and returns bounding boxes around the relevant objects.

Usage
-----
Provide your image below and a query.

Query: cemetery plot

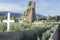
[0,22,58,40]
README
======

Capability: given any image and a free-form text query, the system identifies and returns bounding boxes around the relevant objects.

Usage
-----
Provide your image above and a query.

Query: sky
[0,0,60,16]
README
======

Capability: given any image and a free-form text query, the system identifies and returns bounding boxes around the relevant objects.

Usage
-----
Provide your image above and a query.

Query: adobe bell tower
[20,1,36,23]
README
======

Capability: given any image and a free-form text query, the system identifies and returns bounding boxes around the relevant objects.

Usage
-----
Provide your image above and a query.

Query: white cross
[3,12,14,31]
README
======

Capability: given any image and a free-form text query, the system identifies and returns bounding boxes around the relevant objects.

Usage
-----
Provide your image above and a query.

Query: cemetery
[0,1,59,40]
[0,12,59,40]
[0,22,59,40]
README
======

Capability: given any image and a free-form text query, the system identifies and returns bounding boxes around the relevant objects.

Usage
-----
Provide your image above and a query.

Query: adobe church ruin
[20,1,36,23]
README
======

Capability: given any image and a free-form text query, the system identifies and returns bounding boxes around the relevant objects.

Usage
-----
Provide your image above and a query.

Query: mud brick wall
[0,30,38,40]
[0,27,52,40]
[58,24,60,40]
[0,31,23,40]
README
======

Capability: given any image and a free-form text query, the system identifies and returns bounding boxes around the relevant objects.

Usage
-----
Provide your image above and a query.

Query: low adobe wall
[0,27,52,40]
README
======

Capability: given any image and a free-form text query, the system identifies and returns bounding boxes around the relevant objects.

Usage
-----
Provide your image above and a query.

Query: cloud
[35,0,49,14]
[0,2,26,13]
[39,1,48,7]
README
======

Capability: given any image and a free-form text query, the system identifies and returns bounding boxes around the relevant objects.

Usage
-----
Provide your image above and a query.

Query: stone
[20,1,36,23]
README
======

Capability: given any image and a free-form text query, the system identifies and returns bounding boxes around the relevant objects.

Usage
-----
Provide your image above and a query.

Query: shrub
[0,23,7,32]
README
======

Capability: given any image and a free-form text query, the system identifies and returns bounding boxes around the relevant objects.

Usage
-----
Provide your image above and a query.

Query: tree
[54,16,60,21]
[46,15,52,20]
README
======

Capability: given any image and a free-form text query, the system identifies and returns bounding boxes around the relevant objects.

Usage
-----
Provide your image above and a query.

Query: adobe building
[20,1,36,23]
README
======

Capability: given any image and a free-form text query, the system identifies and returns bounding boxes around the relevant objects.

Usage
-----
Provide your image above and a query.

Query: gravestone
[3,13,14,31]
[20,1,36,23]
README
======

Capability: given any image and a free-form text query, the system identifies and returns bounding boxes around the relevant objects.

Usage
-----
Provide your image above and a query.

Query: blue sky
[0,0,60,16]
